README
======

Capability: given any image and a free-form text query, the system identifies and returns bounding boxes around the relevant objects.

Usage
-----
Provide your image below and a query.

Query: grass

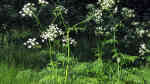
[0,55,148,84]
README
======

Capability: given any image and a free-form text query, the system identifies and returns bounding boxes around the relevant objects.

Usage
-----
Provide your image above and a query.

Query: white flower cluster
[24,38,39,48]
[136,29,148,37]
[19,3,36,17]
[139,43,147,56]
[40,24,64,42]
[95,26,104,34]
[121,7,135,18]
[98,0,115,10]
[93,8,103,23]
[95,26,111,36]
[62,36,77,47]
[38,0,49,5]
[96,26,103,31]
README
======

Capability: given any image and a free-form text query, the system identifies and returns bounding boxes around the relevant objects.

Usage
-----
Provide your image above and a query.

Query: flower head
[40,24,64,42]
[62,36,77,47]
[24,38,39,48]
[121,7,135,18]
[19,3,36,17]
[98,0,115,10]
[38,0,49,5]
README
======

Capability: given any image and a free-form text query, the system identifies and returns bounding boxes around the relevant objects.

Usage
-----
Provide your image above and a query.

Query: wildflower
[121,7,135,18]
[62,36,77,47]
[93,8,103,23]
[139,43,146,56]
[95,26,103,34]
[27,45,32,48]
[24,38,39,48]
[98,0,115,10]
[136,29,148,37]
[140,44,146,50]
[23,43,27,46]
[38,0,49,5]
[19,3,36,17]
[96,26,103,31]
[40,24,64,42]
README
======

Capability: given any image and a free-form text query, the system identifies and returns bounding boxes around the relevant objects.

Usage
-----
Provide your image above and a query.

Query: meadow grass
[0,52,148,84]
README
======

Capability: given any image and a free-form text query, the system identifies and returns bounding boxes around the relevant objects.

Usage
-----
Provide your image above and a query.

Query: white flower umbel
[95,26,105,35]
[40,24,64,42]
[19,3,36,17]
[139,43,147,56]
[24,38,39,48]
[121,7,135,18]
[91,8,103,24]
[94,9,103,23]
[98,0,115,10]
[136,29,148,37]
[139,43,150,56]
[62,36,77,47]
[38,0,48,5]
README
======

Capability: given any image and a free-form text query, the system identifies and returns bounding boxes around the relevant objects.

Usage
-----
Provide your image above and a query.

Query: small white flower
[40,24,64,42]
[33,38,36,41]
[24,43,27,45]
[27,45,32,48]
[62,36,77,47]
[36,42,39,45]
[139,43,147,56]
[91,8,103,23]
[38,0,49,5]
[140,44,146,49]
[98,0,115,10]
[136,29,148,37]
[42,39,45,43]
[121,7,135,18]
[24,38,39,48]
[19,3,36,17]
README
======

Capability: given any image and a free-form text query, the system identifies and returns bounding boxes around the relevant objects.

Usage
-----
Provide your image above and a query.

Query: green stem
[117,62,120,82]
[48,40,53,65]
[60,14,69,30]
[67,30,70,62]
[65,29,70,84]
[113,27,116,49]
[33,13,41,26]
[51,16,57,24]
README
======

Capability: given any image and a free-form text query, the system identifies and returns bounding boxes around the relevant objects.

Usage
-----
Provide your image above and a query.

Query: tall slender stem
[65,29,70,84]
